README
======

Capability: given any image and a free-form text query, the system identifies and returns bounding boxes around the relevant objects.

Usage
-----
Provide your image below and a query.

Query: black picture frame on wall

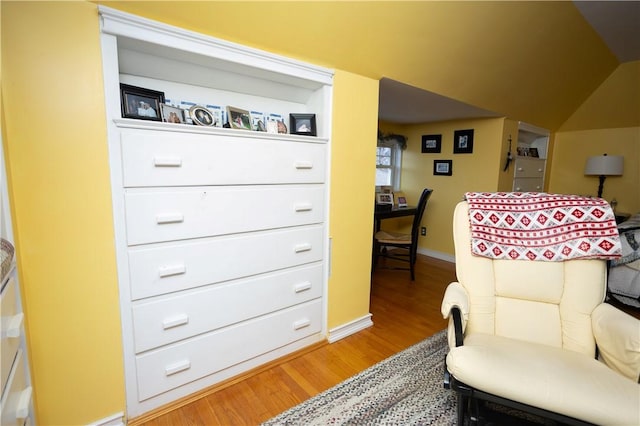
[453,129,474,154]
[434,160,453,176]
[421,134,442,153]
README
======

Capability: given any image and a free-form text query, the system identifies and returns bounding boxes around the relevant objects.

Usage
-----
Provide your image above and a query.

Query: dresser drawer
[132,263,323,352]
[513,178,544,192]
[1,274,21,394]
[125,185,324,245]
[0,349,32,426]
[121,129,327,187]
[135,299,322,401]
[514,158,545,178]
[128,225,324,300]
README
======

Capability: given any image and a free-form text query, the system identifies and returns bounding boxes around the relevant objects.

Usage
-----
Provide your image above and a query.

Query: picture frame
[190,105,215,126]
[421,134,442,153]
[453,129,474,154]
[376,193,394,205]
[290,113,317,136]
[397,196,408,207]
[529,147,539,158]
[434,160,453,176]
[160,103,185,124]
[227,106,252,130]
[120,83,165,121]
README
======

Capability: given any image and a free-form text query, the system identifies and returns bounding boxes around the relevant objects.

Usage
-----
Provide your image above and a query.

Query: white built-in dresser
[99,7,333,418]
[1,139,34,426]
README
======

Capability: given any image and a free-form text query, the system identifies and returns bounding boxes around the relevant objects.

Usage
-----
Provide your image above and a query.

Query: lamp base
[597,175,606,199]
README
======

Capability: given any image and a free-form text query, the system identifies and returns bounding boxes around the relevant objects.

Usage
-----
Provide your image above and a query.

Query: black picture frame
[434,160,453,176]
[120,83,165,121]
[421,134,442,153]
[453,129,474,154]
[290,113,317,136]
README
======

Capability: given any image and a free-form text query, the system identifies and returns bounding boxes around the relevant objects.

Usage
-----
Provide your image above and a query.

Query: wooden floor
[135,254,456,426]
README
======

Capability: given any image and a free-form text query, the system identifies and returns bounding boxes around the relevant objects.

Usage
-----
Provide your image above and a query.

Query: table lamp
[584,154,623,198]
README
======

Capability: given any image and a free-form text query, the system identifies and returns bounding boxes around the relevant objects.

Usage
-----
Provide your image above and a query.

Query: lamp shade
[584,155,623,176]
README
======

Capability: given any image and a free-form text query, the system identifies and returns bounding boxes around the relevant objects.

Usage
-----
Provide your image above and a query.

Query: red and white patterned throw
[465,192,621,261]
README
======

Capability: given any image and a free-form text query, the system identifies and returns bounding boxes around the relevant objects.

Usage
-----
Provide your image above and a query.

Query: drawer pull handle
[537,169,543,172]
[295,161,313,169]
[15,386,32,420]
[294,203,313,212]
[515,187,522,191]
[158,264,186,278]
[517,167,524,171]
[156,213,184,224]
[154,157,182,167]
[165,360,191,376]
[6,313,24,338]
[293,319,311,330]
[162,314,189,330]
[294,281,312,293]
[294,243,312,253]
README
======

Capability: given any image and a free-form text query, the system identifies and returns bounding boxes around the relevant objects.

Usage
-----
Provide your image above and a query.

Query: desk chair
[373,188,433,280]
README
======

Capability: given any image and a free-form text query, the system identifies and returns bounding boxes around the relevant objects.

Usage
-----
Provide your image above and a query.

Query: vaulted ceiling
[100,1,638,131]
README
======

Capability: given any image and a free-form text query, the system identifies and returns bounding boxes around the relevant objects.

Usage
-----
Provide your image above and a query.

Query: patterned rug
[262,330,456,425]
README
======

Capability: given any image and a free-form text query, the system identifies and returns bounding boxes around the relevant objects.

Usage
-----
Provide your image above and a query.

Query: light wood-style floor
[134,254,456,426]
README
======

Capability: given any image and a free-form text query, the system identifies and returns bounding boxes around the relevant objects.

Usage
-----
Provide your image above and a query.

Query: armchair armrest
[592,303,640,382]
[441,282,470,348]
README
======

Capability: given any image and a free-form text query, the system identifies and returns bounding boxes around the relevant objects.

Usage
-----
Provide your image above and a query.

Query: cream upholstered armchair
[442,197,640,425]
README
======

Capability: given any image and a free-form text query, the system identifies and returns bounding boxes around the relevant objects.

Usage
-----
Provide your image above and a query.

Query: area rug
[263,329,456,425]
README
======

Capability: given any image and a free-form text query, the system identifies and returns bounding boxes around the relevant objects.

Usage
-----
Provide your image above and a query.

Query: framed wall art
[120,83,165,121]
[434,160,453,176]
[227,106,252,130]
[421,134,442,153]
[290,113,317,136]
[453,129,474,154]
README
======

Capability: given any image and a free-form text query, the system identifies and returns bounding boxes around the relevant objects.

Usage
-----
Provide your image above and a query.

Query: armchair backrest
[453,201,607,356]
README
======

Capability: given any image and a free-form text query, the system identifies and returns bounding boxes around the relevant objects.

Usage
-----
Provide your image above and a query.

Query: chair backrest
[453,201,607,356]
[410,189,433,243]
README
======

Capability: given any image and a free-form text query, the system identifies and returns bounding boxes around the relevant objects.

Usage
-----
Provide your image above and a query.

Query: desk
[374,205,417,232]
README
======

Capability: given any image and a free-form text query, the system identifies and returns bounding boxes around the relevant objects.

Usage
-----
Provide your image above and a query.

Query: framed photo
[434,160,453,176]
[376,193,394,205]
[120,83,165,121]
[529,147,539,158]
[190,105,215,126]
[160,104,185,124]
[453,129,474,154]
[397,196,408,207]
[421,134,442,153]
[290,113,317,136]
[227,106,252,130]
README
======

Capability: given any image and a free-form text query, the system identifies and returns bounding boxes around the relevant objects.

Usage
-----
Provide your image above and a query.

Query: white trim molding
[327,314,373,343]
[87,412,124,426]
[417,248,455,264]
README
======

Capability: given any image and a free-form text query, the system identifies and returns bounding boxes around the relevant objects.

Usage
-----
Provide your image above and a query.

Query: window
[376,139,402,190]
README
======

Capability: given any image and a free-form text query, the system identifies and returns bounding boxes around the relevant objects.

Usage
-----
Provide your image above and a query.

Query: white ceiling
[378,1,640,125]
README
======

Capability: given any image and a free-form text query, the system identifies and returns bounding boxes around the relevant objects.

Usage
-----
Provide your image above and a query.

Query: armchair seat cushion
[447,333,640,425]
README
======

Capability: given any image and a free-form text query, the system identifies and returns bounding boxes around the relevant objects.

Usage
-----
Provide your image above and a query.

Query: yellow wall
[1,2,125,424]
[380,118,507,256]
[549,128,640,213]
[327,71,378,328]
[2,1,637,424]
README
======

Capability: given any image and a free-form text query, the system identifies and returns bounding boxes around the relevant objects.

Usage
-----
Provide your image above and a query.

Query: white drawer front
[0,349,31,426]
[128,225,324,300]
[132,263,323,352]
[513,178,544,192]
[135,299,322,401]
[1,275,20,393]
[121,129,326,187]
[125,185,324,245]
[514,158,545,178]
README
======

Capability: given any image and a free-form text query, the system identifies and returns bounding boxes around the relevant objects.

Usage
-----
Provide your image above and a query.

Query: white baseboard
[417,248,455,264]
[88,412,124,426]
[327,313,373,343]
